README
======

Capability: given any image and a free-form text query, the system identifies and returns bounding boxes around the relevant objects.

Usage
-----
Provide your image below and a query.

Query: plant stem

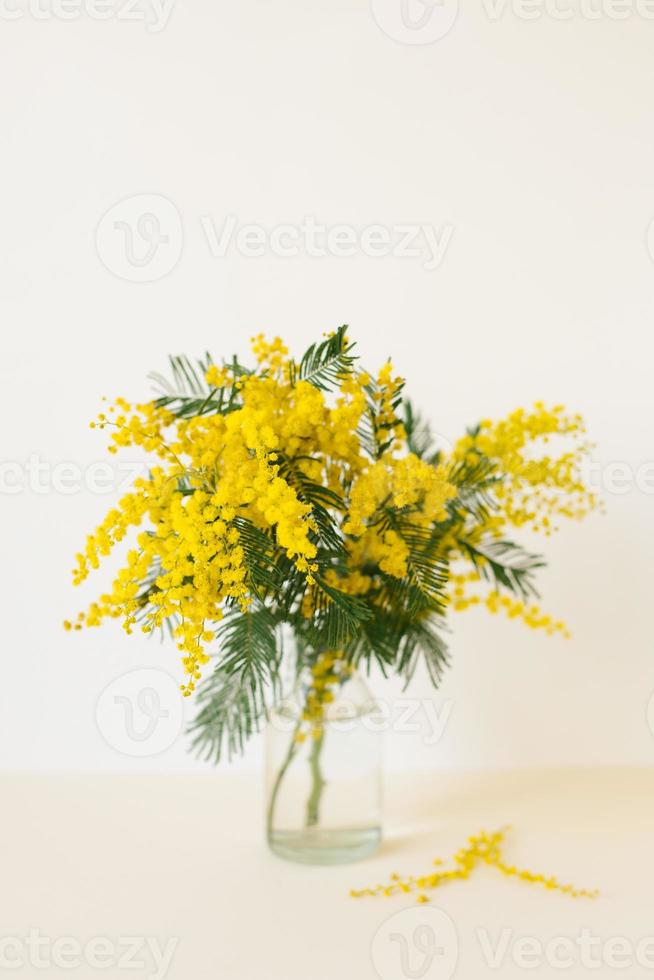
[266,719,301,842]
[305,727,326,828]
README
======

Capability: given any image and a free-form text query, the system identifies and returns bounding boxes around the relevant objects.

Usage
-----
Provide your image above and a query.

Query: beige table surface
[2,768,653,979]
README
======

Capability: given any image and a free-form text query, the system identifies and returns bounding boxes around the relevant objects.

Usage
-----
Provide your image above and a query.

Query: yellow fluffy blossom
[205,364,231,388]
[452,403,598,535]
[350,827,599,903]
[294,651,354,743]
[447,570,570,637]
[69,330,597,703]
[343,456,456,538]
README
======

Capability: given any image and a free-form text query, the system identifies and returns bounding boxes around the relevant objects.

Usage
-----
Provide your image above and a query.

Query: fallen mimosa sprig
[349,827,599,904]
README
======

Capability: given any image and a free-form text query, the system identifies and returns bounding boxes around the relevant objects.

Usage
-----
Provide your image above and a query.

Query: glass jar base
[268,826,382,865]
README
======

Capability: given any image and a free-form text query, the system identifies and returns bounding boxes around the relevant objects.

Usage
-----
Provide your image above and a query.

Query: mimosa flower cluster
[68,328,597,755]
[350,827,599,903]
[293,652,354,744]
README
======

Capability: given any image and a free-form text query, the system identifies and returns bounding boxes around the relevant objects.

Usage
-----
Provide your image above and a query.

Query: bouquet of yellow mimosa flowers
[68,327,597,760]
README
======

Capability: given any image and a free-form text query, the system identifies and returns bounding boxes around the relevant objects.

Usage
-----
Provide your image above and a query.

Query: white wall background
[1,0,653,773]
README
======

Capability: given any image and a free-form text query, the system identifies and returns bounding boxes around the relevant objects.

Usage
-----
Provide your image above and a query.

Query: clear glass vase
[265,660,383,864]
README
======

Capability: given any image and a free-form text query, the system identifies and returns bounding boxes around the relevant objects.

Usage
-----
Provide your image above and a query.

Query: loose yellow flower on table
[349,827,599,904]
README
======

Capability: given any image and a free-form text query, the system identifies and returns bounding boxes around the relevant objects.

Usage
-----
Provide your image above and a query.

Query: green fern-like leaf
[376,511,449,614]
[233,517,285,599]
[396,619,450,688]
[275,454,346,555]
[302,577,372,650]
[445,455,500,527]
[457,537,544,600]
[189,606,279,762]
[149,354,210,396]
[190,670,266,762]
[290,325,356,391]
[149,353,249,419]
[403,400,443,465]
